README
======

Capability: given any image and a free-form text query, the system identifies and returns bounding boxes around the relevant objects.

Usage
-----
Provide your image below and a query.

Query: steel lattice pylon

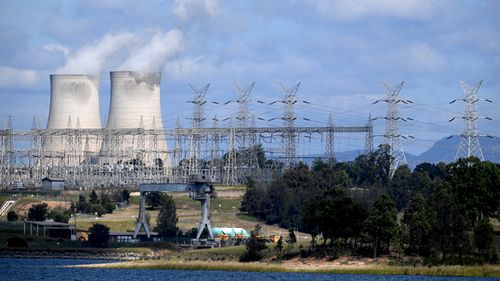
[188,83,210,175]
[453,80,485,161]
[374,82,408,178]
[279,82,300,168]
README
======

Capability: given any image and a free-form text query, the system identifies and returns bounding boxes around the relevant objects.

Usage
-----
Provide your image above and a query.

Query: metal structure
[0,74,374,189]
[373,82,413,178]
[134,174,217,239]
[0,124,372,189]
[449,80,492,160]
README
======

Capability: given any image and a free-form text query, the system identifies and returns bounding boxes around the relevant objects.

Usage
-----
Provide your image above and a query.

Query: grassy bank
[74,260,500,277]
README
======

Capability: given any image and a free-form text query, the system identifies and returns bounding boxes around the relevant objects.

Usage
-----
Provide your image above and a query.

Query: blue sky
[0,0,499,155]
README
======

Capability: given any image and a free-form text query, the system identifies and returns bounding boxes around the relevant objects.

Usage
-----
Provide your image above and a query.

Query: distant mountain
[406,136,500,168]
[297,136,500,168]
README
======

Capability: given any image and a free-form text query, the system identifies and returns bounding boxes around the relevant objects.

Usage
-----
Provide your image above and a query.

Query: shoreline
[71,259,500,277]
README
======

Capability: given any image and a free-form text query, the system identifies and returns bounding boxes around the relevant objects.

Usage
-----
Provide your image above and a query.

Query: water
[0,258,496,281]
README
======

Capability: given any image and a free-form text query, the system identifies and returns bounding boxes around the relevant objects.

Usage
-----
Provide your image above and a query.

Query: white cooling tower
[106,71,170,167]
[45,75,101,160]
[47,75,101,129]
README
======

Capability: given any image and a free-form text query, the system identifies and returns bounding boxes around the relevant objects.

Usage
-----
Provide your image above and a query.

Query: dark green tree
[89,190,99,205]
[403,194,432,256]
[301,198,322,247]
[240,224,268,262]
[100,193,116,214]
[146,191,163,209]
[122,189,131,203]
[156,194,178,237]
[48,207,70,223]
[76,194,90,213]
[7,210,18,221]
[240,177,265,216]
[361,195,398,258]
[387,165,412,210]
[473,218,494,254]
[88,223,110,247]
[286,228,297,253]
[27,203,49,221]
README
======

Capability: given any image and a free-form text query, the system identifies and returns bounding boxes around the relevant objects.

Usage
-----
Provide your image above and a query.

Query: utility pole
[449,80,492,161]
[373,82,413,178]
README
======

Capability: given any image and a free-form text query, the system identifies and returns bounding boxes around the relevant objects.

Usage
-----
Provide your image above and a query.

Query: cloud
[397,43,447,72]
[56,32,137,74]
[310,0,440,21]
[119,29,185,71]
[173,0,220,21]
[43,44,70,56]
[0,66,39,88]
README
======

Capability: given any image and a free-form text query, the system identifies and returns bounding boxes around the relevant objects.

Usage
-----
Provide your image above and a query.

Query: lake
[0,258,496,281]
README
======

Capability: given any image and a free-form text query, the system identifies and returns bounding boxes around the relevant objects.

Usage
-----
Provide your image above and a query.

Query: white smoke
[55,29,185,74]
[119,29,185,72]
[56,32,136,74]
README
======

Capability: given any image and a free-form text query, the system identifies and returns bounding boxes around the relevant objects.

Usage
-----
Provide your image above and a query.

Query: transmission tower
[325,113,334,164]
[449,80,492,161]
[277,82,300,168]
[188,83,210,175]
[373,81,413,178]
[365,114,374,154]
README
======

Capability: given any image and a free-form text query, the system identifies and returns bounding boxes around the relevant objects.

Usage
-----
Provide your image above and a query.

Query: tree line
[240,144,499,264]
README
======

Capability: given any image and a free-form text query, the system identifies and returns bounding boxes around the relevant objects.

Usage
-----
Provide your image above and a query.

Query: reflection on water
[0,258,496,281]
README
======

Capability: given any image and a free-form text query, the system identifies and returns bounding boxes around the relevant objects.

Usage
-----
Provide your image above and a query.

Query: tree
[240,224,268,262]
[122,189,131,203]
[100,193,116,214]
[89,190,99,205]
[474,218,494,254]
[301,198,322,248]
[48,207,70,223]
[403,194,432,256]
[76,194,90,213]
[88,223,110,247]
[286,228,297,253]
[387,165,412,210]
[156,194,178,237]
[7,210,18,221]
[240,177,264,216]
[146,191,163,209]
[27,203,49,221]
[361,195,398,258]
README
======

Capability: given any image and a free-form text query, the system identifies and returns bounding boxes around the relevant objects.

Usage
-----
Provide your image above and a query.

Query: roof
[42,177,65,182]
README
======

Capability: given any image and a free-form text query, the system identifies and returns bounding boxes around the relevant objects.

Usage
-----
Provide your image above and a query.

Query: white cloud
[173,0,220,21]
[0,66,39,88]
[310,0,440,21]
[42,44,70,56]
[398,43,447,72]
[56,32,137,74]
[119,29,185,71]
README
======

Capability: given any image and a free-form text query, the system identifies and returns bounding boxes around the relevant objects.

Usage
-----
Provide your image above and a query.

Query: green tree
[361,195,398,258]
[403,194,432,256]
[100,193,116,214]
[122,189,131,203]
[387,165,412,210]
[301,198,322,248]
[286,228,297,253]
[240,224,268,262]
[7,210,18,221]
[240,177,265,216]
[27,203,49,221]
[146,191,163,209]
[156,194,178,237]
[76,194,90,213]
[89,190,99,205]
[88,223,110,247]
[48,207,70,223]
[474,218,494,254]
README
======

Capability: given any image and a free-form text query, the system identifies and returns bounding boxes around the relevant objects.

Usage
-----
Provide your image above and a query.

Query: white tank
[45,75,101,162]
[106,71,170,167]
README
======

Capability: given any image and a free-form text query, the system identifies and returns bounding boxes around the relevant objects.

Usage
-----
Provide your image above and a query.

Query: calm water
[0,258,497,281]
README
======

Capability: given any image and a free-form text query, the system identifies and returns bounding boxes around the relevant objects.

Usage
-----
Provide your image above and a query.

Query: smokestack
[106,71,170,167]
[45,75,101,160]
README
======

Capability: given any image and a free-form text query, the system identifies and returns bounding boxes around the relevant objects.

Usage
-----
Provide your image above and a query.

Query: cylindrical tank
[45,75,101,163]
[105,71,170,167]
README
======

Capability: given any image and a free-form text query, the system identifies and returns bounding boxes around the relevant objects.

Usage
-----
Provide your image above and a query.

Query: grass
[73,260,500,277]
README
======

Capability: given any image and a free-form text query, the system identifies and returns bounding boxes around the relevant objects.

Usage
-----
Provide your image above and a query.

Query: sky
[0,0,499,155]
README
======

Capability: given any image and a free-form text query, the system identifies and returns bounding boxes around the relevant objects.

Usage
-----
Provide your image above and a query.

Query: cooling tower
[105,71,170,167]
[45,75,101,163]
